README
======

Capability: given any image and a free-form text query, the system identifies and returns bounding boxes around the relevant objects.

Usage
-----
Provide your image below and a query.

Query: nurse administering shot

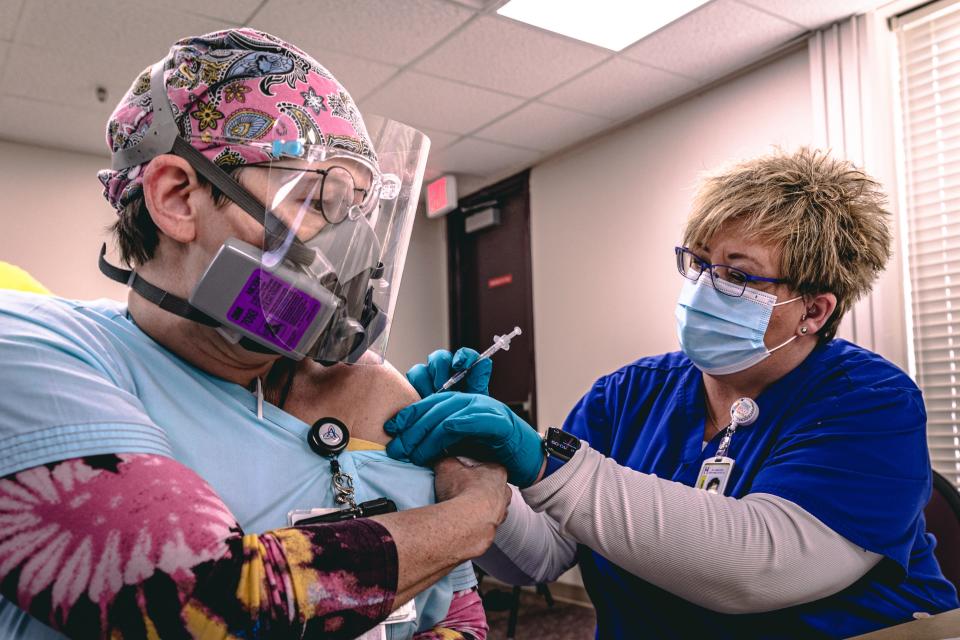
[388,148,960,638]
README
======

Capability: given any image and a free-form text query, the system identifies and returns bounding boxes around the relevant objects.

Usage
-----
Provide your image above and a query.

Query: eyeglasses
[674,246,787,297]
[265,165,372,225]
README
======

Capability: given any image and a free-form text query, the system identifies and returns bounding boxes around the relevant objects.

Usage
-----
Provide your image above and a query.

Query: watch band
[542,451,568,479]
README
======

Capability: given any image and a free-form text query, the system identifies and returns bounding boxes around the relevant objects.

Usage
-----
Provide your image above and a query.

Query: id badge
[287,507,339,526]
[695,456,735,495]
[352,599,418,640]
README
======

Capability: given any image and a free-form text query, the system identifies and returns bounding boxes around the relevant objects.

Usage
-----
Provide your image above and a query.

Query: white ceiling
[0,0,887,193]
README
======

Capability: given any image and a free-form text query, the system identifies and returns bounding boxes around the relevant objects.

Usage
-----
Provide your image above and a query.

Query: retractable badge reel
[290,418,398,526]
[696,398,758,495]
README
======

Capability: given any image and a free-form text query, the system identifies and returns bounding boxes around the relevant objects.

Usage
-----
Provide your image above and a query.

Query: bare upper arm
[346,360,420,446]
[321,361,420,445]
[284,357,422,446]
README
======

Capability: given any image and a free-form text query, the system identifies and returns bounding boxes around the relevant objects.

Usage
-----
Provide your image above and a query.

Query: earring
[800,326,808,335]
[801,312,807,321]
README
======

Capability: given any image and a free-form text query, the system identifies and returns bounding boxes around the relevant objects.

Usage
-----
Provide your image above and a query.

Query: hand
[433,458,511,527]
[406,348,493,398]
[385,393,544,488]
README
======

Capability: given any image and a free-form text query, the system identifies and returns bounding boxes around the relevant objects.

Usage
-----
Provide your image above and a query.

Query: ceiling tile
[420,127,461,151]
[306,48,399,101]
[445,0,498,9]
[428,136,540,176]
[361,71,523,133]
[541,58,698,121]
[0,95,108,156]
[737,0,883,30]
[621,0,802,82]
[474,102,611,151]
[0,0,24,41]
[415,15,609,98]
[133,0,260,22]
[14,0,229,82]
[2,43,137,116]
[251,0,475,66]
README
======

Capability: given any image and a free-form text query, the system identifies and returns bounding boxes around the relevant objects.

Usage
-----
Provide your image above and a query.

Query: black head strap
[172,137,316,266]
[98,244,219,326]
[99,245,286,355]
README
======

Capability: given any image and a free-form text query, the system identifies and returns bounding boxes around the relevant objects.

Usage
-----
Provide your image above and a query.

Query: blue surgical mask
[675,277,802,375]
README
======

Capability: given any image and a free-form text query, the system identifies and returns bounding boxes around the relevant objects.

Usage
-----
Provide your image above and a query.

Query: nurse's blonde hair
[682,147,891,342]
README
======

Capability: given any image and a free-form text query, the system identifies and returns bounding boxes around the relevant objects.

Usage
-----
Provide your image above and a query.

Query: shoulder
[360,357,421,413]
[787,340,924,433]
[564,351,695,435]
[592,350,695,397]
[329,357,420,446]
[0,292,157,390]
[813,339,918,396]
[0,291,127,346]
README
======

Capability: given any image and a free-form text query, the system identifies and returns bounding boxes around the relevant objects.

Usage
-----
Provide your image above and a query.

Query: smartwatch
[542,427,581,479]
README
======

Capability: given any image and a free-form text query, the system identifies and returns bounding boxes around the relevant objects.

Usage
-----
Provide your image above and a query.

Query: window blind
[896,0,960,488]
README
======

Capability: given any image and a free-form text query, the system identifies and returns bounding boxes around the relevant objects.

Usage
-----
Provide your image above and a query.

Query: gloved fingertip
[406,364,432,398]
[407,363,426,379]
[385,439,408,460]
[384,406,411,434]
[452,347,481,370]
[427,349,454,368]
[383,417,399,435]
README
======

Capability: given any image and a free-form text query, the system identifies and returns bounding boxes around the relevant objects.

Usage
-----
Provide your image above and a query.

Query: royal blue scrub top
[563,339,958,639]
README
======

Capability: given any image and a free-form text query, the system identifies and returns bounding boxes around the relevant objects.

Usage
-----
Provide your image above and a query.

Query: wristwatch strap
[542,451,568,479]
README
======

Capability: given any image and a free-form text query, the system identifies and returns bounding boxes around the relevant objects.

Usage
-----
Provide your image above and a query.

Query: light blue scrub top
[0,291,474,639]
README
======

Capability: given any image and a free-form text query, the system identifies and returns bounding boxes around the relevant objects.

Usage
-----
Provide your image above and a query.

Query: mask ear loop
[768,297,809,353]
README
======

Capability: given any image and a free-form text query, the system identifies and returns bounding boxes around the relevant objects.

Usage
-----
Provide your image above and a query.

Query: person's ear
[141,155,205,244]
[799,292,837,337]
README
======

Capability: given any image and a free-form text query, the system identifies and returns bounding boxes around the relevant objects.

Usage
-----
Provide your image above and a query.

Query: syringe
[440,326,522,392]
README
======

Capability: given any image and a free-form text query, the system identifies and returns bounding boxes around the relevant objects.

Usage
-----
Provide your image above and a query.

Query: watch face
[546,427,580,461]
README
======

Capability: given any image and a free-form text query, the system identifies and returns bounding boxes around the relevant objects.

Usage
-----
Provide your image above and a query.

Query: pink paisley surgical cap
[97,28,375,212]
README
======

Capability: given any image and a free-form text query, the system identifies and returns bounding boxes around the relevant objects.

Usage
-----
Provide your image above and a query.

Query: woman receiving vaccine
[387,148,960,638]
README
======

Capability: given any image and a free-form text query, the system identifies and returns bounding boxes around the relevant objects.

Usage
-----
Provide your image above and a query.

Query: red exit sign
[426,175,458,218]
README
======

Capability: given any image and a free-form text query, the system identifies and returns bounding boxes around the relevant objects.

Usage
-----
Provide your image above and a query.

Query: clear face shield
[190,118,429,364]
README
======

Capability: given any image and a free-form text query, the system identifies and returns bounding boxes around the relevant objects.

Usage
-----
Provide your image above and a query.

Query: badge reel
[288,417,399,524]
[288,418,415,638]
[695,398,758,495]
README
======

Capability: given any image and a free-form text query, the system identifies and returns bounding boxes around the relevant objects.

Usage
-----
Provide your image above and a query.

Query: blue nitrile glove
[406,348,493,398]
[385,392,544,488]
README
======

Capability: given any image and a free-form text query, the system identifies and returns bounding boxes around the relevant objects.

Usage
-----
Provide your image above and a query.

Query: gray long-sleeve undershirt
[477,443,881,615]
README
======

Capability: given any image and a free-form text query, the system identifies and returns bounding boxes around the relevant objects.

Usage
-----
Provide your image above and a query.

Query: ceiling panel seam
[0,0,28,93]
[354,12,483,102]
[244,0,270,25]
[734,0,808,28]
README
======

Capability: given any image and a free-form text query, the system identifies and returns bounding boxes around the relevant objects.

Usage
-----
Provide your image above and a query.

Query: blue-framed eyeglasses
[674,246,787,297]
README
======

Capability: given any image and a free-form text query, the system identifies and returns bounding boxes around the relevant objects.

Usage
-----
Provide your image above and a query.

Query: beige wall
[386,215,449,373]
[529,48,815,432]
[0,139,447,374]
[0,141,127,301]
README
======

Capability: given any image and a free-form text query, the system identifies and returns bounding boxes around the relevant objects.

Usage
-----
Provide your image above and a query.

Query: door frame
[446,169,537,424]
